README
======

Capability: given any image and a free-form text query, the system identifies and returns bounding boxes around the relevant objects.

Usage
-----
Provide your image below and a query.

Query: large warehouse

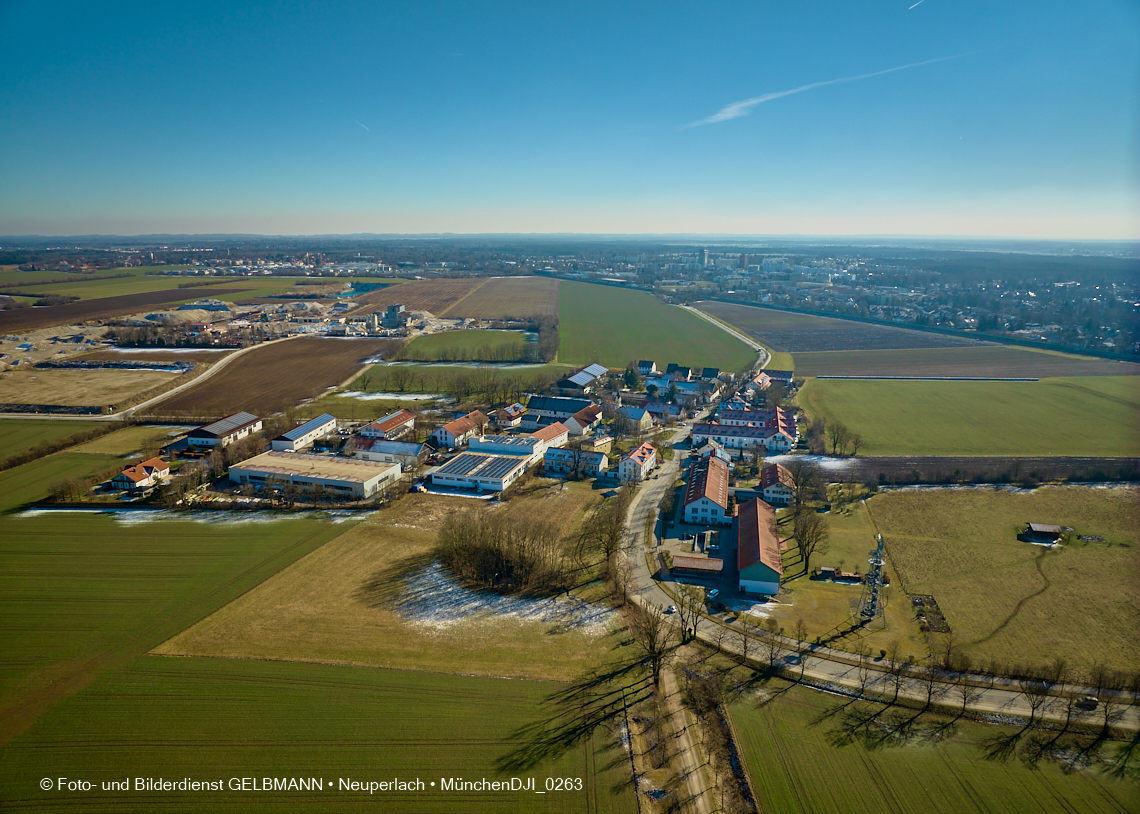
[229,451,400,499]
[270,413,337,452]
[187,411,263,448]
[430,452,528,492]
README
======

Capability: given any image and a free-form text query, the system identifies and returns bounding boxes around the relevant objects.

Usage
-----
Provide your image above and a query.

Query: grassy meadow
[792,345,1140,378]
[798,376,1140,456]
[729,677,1137,814]
[0,656,636,814]
[156,483,621,682]
[401,329,533,361]
[558,282,755,371]
[0,419,103,461]
[867,486,1140,673]
[68,424,189,456]
[0,452,124,512]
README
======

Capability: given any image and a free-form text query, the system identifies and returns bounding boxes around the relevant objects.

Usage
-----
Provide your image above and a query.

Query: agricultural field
[0,453,124,513]
[445,275,560,319]
[0,368,180,408]
[0,285,258,334]
[698,300,988,352]
[147,336,393,417]
[797,376,1140,456]
[867,486,1140,673]
[156,483,618,682]
[0,419,102,461]
[0,656,635,814]
[0,511,349,740]
[81,348,238,363]
[793,345,1140,378]
[559,282,755,371]
[354,278,488,317]
[68,424,189,456]
[401,329,533,362]
[729,677,1137,814]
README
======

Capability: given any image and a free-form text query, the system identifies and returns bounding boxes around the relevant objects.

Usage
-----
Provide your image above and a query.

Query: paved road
[622,427,1139,732]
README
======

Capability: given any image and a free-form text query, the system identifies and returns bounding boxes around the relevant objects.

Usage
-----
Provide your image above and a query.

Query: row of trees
[437,510,571,595]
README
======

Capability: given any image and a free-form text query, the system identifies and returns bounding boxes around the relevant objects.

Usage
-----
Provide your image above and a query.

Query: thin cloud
[354,120,370,132]
[685,54,964,128]
[909,0,928,9]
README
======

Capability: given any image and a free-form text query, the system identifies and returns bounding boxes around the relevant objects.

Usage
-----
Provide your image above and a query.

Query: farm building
[344,437,428,469]
[683,455,732,526]
[737,498,784,597]
[544,447,609,477]
[619,442,657,483]
[557,363,609,394]
[618,406,653,432]
[228,451,400,499]
[564,404,603,436]
[1021,523,1064,544]
[671,555,724,577]
[187,411,263,448]
[270,413,337,452]
[430,452,529,492]
[760,463,795,506]
[431,410,489,449]
[523,396,594,425]
[110,458,169,491]
[359,409,415,440]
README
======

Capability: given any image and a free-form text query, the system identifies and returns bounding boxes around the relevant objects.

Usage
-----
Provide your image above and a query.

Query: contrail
[685,53,963,128]
[909,0,927,9]
[354,120,370,132]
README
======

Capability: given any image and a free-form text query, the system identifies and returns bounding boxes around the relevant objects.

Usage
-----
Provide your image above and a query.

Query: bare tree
[935,631,957,671]
[631,603,677,688]
[792,508,830,576]
[884,640,909,704]
[848,433,864,457]
[761,618,784,672]
[389,365,413,392]
[794,618,810,680]
[855,646,877,699]
[918,658,947,710]
[675,588,701,644]
[826,420,850,455]
[954,674,984,717]
[785,458,822,511]
[734,626,752,667]
[575,488,633,570]
[1018,676,1053,727]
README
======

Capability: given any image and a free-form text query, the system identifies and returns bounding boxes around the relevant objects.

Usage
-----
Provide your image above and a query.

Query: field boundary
[817,375,1039,381]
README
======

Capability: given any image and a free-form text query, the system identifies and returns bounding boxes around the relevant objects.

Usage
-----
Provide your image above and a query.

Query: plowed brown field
[444,275,559,319]
[353,278,486,317]
[146,336,391,417]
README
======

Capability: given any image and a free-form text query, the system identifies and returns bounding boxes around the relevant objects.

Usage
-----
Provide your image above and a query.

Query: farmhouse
[229,451,400,499]
[737,498,784,596]
[110,457,169,491]
[430,452,529,492]
[271,413,337,452]
[187,411,263,448]
[564,404,603,436]
[619,442,657,483]
[557,363,609,395]
[344,437,427,469]
[359,409,415,440]
[671,554,724,577]
[544,447,609,477]
[431,410,488,449]
[682,455,732,526]
[760,463,795,506]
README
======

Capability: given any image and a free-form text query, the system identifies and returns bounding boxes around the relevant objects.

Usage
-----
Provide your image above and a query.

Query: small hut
[1021,523,1063,544]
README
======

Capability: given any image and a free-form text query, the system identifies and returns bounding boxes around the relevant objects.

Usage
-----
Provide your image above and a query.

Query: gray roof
[278,413,336,442]
[526,396,594,415]
[435,452,528,480]
[193,411,260,438]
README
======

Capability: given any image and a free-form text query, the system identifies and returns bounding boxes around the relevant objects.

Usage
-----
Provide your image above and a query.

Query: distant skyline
[1,1,1137,239]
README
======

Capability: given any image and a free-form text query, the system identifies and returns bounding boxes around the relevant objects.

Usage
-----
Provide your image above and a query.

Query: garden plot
[396,561,616,634]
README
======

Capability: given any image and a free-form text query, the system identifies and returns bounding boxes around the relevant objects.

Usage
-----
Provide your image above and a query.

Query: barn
[737,498,784,597]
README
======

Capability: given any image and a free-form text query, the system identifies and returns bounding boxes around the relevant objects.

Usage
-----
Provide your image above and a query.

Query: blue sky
[1,1,1137,238]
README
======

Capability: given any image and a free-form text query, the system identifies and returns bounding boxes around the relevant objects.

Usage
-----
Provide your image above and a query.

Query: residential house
[700,367,720,381]
[359,409,415,440]
[760,463,795,506]
[110,458,170,491]
[665,363,692,381]
[544,447,609,477]
[618,442,657,483]
[492,402,526,428]
[618,406,653,432]
[637,360,658,377]
[582,435,613,454]
[563,404,603,436]
[737,498,784,596]
[682,455,732,526]
[693,439,732,464]
[431,410,489,449]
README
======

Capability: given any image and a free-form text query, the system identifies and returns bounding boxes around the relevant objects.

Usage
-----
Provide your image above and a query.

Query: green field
[0,656,635,813]
[0,452,125,512]
[798,376,1140,456]
[729,678,1136,814]
[0,419,103,462]
[791,345,1139,378]
[402,329,533,361]
[558,282,756,371]
[69,424,189,456]
[866,486,1140,673]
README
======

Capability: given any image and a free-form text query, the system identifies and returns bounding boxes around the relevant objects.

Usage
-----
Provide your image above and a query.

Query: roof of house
[531,421,569,443]
[347,437,425,455]
[737,498,784,576]
[434,452,528,480]
[683,455,730,509]
[665,363,690,375]
[545,447,606,464]
[637,360,656,368]
[277,413,336,442]
[701,367,720,379]
[526,396,594,415]
[583,435,613,448]
[192,411,260,438]
[622,442,656,467]
[671,555,724,572]
[619,406,650,421]
[470,435,539,450]
[439,410,488,438]
[562,363,609,388]
[760,463,795,490]
[498,402,526,418]
[692,422,790,440]
[366,409,415,434]
[570,405,603,424]
[116,457,168,483]
[1028,523,1064,534]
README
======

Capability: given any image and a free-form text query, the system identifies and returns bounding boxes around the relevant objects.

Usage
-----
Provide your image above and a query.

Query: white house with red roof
[110,458,170,491]
[359,409,415,440]
[618,442,656,483]
[431,410,489,449]
[682,455,732,526]
[760,463,795,506]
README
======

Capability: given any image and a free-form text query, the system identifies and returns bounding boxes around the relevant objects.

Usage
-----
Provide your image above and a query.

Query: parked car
[665,605,676,614]
[1076,696,1099,711]
[707,589,720,600]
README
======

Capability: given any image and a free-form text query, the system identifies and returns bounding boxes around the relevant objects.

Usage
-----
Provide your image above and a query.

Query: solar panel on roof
[281,413,335,441]
[200,411,259,437]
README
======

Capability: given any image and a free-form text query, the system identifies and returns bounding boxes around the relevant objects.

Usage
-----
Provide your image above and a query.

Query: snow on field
[766,454,856,473]
[340,390,444,401]
[395,561,616,635]
[106,346,231,353]
[17,508,370,524]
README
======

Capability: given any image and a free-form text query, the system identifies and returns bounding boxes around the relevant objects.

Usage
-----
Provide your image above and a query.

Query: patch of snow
[16,508,371,525]
[340,390,445,401]
[766,454,855,472]
[395,561,616,635]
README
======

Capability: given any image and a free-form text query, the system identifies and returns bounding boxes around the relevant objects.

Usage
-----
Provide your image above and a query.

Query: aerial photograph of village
[0,2,1136,813]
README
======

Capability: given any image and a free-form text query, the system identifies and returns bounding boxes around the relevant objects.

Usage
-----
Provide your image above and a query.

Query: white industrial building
[187,412,263,448]
[430,452,529,492]
[270,413,337,452]
[229,451,400,499]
